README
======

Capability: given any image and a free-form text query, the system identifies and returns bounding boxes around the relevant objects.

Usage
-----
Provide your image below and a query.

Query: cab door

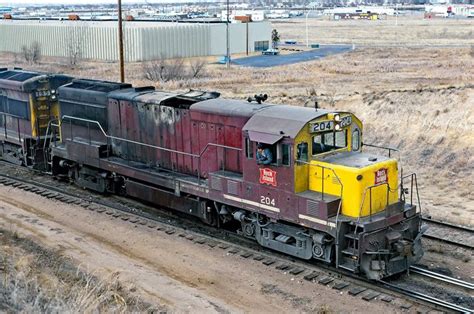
[242,136,296,221]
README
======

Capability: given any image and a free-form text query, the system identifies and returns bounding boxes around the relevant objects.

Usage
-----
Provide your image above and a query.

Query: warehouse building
[0,20,272,62]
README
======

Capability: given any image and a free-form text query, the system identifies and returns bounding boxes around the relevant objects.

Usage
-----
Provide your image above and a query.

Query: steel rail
[410,266,474,290]
[422,217,474,233]
[421,217,474,250]
[422,234,473,250]
[378,280,473,313]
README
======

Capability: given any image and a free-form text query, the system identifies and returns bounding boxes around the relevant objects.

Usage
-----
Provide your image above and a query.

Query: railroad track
[409,266,474,290]
[422,217,474,250]
[378,280,473,313]
[0,162,472,313]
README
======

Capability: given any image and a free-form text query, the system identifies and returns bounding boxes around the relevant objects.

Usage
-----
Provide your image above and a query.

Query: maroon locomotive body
[0,74,421,280]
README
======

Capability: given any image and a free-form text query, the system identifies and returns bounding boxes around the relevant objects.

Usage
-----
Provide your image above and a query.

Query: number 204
[260,196,275,206]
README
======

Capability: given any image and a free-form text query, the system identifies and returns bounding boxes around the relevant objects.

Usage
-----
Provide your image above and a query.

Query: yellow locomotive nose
[309,153,399,218]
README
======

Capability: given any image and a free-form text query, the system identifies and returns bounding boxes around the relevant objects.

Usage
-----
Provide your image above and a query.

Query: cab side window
[297,142,308,162]
[256,143,275,165]
[245,138,254,159]
[352,129,360,151]
[282,144,290,166]
[312,130,347,155]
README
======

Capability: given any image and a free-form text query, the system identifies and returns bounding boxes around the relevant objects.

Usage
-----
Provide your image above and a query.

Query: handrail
[362,142,399,158]
[362,142,404,195]
[43,118,62,170]
[295,159,343,199]
[56,115,242,183]
[400,172,421,212]
[60,115,242,159]
[0,112,23,120]
[356,182,397,223]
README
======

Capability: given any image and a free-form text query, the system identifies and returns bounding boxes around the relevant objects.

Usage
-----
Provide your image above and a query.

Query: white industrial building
[324,6,396,16]
[0,20,272,62]
[220,10,265,22]
[425,4,474,18]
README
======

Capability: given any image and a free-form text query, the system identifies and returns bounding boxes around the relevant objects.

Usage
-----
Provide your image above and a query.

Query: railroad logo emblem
[259,168,277,187]
[375,168,388,185]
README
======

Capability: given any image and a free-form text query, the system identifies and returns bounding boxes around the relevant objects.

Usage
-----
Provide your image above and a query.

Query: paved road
[232,45,353,68]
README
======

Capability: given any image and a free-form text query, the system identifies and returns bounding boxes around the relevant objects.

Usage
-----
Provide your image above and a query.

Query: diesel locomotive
[0,68,424,279]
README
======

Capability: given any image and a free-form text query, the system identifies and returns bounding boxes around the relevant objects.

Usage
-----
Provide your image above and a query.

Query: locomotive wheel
[312,243,324,258]
[242,222,256,238]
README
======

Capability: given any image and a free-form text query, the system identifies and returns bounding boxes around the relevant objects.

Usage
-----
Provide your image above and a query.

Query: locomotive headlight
[334,114,341,122]
[51,95,57,100]
[334,124,341,131]
[51,89,56,94]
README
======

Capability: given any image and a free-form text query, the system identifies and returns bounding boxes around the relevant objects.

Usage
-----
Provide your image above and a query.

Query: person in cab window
[256,143,273,165]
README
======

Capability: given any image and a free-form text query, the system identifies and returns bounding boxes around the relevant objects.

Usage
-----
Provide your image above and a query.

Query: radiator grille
[307,200,319,217]
[227,181,239,195]
[210,177,222,191]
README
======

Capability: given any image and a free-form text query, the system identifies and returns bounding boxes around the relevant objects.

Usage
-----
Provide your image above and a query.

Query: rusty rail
[56,116,242,184]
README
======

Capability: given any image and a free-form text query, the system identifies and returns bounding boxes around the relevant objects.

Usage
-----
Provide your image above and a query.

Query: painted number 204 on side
[260,196,275,206]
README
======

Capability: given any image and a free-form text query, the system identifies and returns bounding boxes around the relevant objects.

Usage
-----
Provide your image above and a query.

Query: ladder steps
[344,233,359,240]
[342,247,359,256]
[339,261,357,272]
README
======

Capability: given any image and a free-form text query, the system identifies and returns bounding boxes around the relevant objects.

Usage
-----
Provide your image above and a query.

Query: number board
[309,121,334,133]
[309,115,352,133]
[339,115,352,128]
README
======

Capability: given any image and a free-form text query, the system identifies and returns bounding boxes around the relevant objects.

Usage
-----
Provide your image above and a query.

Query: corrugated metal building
[0,20,272,61]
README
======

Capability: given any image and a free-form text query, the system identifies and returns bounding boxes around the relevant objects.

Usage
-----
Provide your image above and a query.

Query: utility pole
[395,3,399,26]
[118,0,125,82]
[226,0,230,69]
[305,9,310,47]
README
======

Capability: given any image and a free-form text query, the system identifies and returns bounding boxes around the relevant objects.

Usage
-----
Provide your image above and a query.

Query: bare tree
[67,26,86,67]
[167,58,185,81]
[20,42,42,64]
[21,45,31,63]
[144,56,205,82]
[189,59,206,78]
[143,57,169,82]
[30,42,41,64]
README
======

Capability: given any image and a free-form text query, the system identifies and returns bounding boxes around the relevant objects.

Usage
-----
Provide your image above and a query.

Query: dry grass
[0,17,472,224]
[0,228,156,312]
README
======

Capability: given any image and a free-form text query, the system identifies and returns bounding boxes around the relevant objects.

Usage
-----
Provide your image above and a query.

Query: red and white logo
[375,168,388,185]
[259,168,277,187]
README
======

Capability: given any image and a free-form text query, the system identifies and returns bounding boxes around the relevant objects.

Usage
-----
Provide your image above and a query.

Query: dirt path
[0,185,410,313]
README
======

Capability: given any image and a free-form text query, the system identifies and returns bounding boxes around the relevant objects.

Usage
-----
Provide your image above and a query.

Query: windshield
[312,130,347,155]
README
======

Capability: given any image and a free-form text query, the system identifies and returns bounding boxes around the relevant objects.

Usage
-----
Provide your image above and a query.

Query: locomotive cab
[299,113,399,218]
[294,112,423,279]
[0,69,72,169]
[239,105,423,279]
